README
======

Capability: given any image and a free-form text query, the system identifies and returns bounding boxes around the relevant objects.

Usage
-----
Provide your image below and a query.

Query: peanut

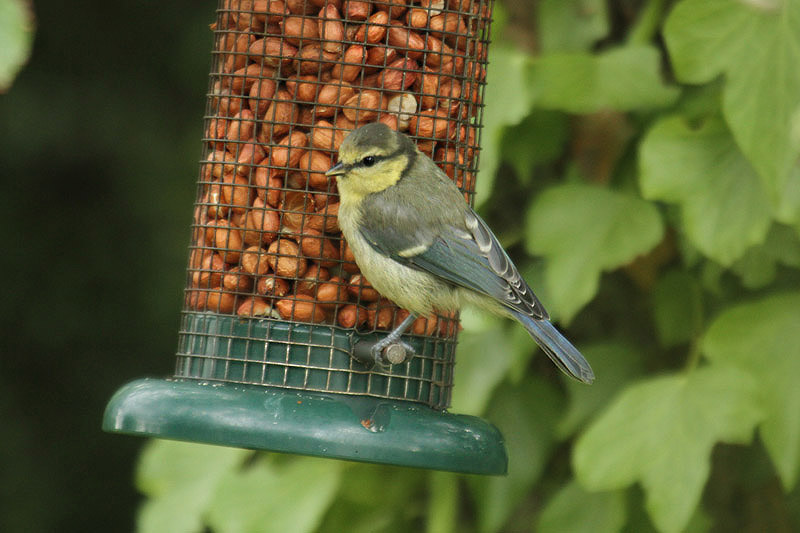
[257,274,291,298]
[280,190,315,232]
[376,0,408,19]
[298,228,340,267]
[244,197,280,245]
[342,90,382,122]
[237,296,272,317]
[309,120,346,151]
[275,294,326,322]
[348,274,381,302]
[247,77,277,115]
[267,239,307,278]
[241,245,272,275]
[317,4,345,54]
[333,45,367,82]
[337,303,368,327]
[248,37,297,67]
[192,252,226,288]
[223,266,253,292]
[379,58,419,91]
[355,10,389,43]
[281,16,320,46]
[269,131,308,169]
[299,150,334,189]
[387,25,425,60]
[225,109,256,144]
[294,263,330,295]
[204,290,237,314]
[316,276,346,307]
[367,300,397,330]
[344,0,371,20]
[384,93,417,130]
[315,82,356,116]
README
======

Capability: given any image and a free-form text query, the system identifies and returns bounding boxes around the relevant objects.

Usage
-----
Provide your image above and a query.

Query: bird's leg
[353,313,417,366]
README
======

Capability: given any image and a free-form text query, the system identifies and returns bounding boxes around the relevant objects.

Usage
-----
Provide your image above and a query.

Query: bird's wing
[359,208,549,320]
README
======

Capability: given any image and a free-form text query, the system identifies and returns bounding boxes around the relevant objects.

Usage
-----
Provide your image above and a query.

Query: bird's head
[326,123,416,199]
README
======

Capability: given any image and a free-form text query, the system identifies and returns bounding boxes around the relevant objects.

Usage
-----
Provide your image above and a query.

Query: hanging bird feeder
[103,0,506,475]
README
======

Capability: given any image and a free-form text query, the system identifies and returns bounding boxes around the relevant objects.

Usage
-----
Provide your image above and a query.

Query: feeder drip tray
[103,378,507,475]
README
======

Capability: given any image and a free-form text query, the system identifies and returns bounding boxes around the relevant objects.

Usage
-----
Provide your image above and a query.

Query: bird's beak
[325,162,346,177]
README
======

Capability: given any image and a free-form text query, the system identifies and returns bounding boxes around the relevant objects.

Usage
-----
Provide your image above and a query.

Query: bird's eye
[362,156,376,167]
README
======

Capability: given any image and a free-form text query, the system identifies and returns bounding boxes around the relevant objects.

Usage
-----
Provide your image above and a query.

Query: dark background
[1,3,216,531]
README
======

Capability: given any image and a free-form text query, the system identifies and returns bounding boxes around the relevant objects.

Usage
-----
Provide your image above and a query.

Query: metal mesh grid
[176,0,493,410]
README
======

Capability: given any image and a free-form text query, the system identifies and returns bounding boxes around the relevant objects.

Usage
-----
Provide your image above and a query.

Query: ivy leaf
[0,0,35,92]
[702,292,800,490]
[136,440,249,533]
[469,377,563,533]
[573,366,762,533]
[538,0,609,53]
[526,183,664,322]
[557,342,646,439]
[529,45,679,113]
[639,115,772,266]
[664,0,800,206]
[207,456,343,533]
[536,482,626,533]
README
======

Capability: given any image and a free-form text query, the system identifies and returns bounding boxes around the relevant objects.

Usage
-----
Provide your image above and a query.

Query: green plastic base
[103,378,507,475]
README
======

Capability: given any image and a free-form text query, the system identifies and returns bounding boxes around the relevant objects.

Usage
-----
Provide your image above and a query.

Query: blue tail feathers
[513,312,595,384]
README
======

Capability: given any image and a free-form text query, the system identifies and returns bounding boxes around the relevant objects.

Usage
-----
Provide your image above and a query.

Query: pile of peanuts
[186,0,490,337]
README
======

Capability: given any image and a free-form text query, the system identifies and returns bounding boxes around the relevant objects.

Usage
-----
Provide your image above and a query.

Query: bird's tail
[513,312,595,384]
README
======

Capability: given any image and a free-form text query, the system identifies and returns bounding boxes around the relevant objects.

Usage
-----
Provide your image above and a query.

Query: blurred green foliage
[5,1,800,532]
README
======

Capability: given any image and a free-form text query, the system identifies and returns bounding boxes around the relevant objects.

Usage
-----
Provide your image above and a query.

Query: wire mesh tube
[176,0,493,410]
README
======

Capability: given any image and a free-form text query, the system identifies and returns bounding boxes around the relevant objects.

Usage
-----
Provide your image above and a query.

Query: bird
[326,123,594,384]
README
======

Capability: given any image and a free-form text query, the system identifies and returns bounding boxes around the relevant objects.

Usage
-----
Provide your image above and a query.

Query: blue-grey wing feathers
[358,194,595,384]
[513,311,595,383]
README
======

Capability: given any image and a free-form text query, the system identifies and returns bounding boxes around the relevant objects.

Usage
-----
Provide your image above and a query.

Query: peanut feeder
[103,0,506,475]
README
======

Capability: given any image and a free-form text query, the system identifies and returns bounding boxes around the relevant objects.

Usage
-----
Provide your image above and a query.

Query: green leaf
[651,269,703,348]
[135,440,250,533]
[702,291,800,490]
[538,0,609,53]
[529,45,680,113]
[664,0,800,206]
[639,115,772,266]
[0,0,35,92]
[526,183,664,322]
[478,44,536,206]
[207,456,343,533]
[469,376,563,533]
[451,309,527,415]
[536,482,626,533]
[501,110,569,184]
[731,224,800,289]
[557,342,646,438]
[573,366,762,533]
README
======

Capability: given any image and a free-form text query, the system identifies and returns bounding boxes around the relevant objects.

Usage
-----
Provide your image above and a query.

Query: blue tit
[326,123,594,384]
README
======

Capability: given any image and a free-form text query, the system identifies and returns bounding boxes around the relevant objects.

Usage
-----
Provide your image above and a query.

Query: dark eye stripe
[354,146,406,169]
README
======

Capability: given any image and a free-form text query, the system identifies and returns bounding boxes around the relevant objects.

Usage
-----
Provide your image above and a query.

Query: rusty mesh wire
[175,0,493,410]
